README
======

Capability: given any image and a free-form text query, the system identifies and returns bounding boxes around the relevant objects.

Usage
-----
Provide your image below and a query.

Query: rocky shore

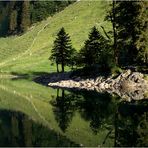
[48,70,148,101]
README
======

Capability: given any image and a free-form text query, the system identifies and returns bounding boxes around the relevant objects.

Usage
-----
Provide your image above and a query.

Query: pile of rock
[48,70,148,101]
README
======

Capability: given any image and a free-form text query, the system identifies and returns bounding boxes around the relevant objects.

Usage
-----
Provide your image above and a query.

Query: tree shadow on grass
[10,71,73,86]
[10,67,111,88]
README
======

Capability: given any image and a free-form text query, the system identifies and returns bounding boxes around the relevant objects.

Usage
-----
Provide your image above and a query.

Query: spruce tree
[105,0,119,65]
[8,1,17,34]
[20,1,30,32]
[116,1,148,65]
[9,10,17,33]
[135,1,148,65]
[50,27,73,72]
[79,26,109,68]
[106,1,148,65]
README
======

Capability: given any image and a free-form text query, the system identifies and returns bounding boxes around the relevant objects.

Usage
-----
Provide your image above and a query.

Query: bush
[110,65,122,76]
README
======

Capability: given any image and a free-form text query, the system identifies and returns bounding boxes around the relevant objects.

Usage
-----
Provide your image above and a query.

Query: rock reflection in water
[51,89,116,134]
[0,110,78,147]
[51,89,148,147]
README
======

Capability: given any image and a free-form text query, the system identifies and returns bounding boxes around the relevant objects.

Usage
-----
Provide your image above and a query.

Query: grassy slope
[0,2,114,146]
[0,1,111,74]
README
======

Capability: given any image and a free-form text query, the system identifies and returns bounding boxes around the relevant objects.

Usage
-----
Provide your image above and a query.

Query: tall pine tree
[8,1,17,34]
[106,1,148,66]
[105,0,118,65]
[9,10,17,33]
[50,27,73,72]
[20,1,30,32]
[79,26,110,68]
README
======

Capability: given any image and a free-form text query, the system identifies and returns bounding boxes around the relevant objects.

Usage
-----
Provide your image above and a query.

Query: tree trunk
[71,65,74,70]
[57,88,59,98]
[62,90,65,99]
[112,0,119,65]
[61,62,64,73]
[114,112,118,147]
[56,63,59,73]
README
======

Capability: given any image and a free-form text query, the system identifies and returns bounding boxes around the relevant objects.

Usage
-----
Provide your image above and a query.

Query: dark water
[0,78,148,147]
[50,89,148,147]
[0,110,79,147]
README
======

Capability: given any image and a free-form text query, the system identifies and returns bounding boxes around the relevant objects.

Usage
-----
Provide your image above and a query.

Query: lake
[0,77,147,147]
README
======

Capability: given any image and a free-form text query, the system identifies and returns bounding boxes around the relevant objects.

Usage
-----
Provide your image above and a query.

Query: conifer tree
[50,27,73,72]
[8,1,17,34]
[9,10,17,33]
[116,1,148,65]
[20,1,30,32]
[106,1,148,65]
[79,26,109,68]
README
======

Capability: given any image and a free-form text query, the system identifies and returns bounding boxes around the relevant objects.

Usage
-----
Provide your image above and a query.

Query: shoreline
[46,69,148,101]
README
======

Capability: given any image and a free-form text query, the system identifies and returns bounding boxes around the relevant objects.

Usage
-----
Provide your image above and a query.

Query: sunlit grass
[0,1,111,74]
[0,2,115,146]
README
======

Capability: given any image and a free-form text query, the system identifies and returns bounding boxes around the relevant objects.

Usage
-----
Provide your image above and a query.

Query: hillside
[0,1,111,75]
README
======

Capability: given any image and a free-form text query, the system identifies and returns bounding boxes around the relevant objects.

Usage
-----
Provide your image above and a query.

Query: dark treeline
[106,1,148,66]
[50,1,148,73]
[0,1,74,36]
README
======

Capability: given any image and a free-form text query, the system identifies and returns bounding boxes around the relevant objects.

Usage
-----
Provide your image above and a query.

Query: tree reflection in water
[50,89,77,132]
[51,89,115,133]
[51,89,148,147]
[115,101,148,147]
[0,110,79,147]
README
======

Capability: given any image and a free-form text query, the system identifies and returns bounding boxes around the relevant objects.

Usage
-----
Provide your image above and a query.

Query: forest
[0,1,74,36]
[49,1,148,74]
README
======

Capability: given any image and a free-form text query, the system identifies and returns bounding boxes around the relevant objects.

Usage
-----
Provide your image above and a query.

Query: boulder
[48,69,148,101]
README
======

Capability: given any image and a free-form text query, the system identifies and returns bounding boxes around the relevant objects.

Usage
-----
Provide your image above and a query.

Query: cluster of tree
[50,1,148,73]
[50,26,111,73]
[106,0,148,66]
[0,1,74,36]
[49,27,78,73]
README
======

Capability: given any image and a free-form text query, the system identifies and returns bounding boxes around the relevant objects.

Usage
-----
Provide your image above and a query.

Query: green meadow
[0,2,114,146]
[0,1,111,74]
[0,1,147,147]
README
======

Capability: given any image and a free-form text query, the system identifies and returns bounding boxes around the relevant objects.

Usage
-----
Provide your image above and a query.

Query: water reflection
[51,89,76,132]
[51,90,117,134]
[0,77,148,147]
[51,89,148,147]
[0,110,78,147]
[115,101,148,147]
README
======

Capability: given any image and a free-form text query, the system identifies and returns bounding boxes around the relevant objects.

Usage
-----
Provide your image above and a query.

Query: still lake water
[0,77,147,147]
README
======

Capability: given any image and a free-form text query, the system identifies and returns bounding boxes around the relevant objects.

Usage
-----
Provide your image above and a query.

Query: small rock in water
[80,144,83,147]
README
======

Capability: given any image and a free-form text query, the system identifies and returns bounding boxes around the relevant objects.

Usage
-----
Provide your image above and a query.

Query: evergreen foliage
[0,1,74,35]
[20,1,30,32]
[106,0,148,66]
[79,26,112,70]
[50,27,74,72]
[30,1,73,23]
[9,10,17,33]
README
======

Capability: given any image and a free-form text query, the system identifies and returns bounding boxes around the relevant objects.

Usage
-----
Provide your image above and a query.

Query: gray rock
[48,69,148,101]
